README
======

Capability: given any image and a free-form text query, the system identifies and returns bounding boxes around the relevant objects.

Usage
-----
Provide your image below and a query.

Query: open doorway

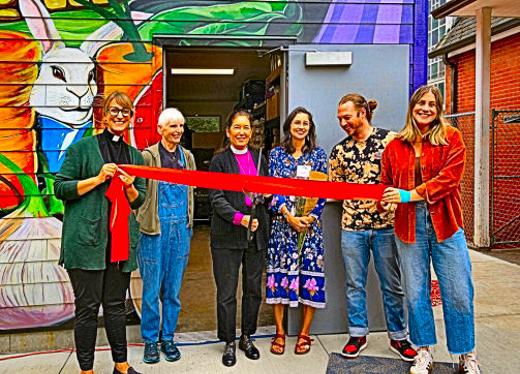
[165,47,284,333]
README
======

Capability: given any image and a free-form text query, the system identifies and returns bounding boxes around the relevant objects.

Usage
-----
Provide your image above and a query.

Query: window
[185,116,220,132]
[428,0,453,85]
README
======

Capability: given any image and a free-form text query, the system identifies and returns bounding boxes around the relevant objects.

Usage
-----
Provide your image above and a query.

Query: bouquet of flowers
[294,170,328,255]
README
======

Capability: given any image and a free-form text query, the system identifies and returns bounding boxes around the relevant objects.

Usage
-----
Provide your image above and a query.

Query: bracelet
[398,189,411,203]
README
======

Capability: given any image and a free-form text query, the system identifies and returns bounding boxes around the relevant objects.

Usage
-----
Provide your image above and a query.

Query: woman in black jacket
[208,110,269,367]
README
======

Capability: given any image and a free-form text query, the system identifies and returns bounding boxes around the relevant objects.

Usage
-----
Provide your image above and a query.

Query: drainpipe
[443,54,458,113]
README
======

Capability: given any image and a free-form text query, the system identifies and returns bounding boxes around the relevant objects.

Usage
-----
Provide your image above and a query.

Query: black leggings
[68,265,131,371]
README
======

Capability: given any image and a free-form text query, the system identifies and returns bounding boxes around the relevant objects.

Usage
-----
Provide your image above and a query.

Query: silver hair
[157,108,185,128]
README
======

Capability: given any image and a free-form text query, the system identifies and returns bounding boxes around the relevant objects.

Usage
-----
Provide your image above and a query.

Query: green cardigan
[55,135,146,272]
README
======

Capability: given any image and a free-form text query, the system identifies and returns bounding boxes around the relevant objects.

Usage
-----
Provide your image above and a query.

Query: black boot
[239,334,260,360]
[222,341,236,367]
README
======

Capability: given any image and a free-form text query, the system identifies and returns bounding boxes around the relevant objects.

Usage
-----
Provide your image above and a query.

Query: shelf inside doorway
[251,101,266,117]
[266,66,281,86]
[265,116,280,129]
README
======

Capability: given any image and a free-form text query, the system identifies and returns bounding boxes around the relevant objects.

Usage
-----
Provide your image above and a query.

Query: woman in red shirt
[381,86,480,374]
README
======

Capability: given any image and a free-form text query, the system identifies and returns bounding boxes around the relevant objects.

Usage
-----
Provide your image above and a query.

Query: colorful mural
[0,0,426,331]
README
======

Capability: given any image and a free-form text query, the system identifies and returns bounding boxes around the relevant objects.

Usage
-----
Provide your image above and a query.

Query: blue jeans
[138,181,191,343]
[395,202,475,354]
[341,228,407,339]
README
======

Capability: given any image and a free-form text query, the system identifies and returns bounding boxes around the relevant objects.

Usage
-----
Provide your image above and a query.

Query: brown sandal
[270,333,286,355]
[295,334,313,355]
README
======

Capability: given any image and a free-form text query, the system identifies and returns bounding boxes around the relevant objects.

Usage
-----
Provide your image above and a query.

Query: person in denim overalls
[136,108,196,365]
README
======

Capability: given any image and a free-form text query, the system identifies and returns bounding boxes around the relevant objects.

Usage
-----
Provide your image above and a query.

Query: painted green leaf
[138,1,303,43]
[0,154,48,218]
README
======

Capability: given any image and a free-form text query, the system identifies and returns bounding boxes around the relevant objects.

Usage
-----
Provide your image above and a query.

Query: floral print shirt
[328,127,395,231]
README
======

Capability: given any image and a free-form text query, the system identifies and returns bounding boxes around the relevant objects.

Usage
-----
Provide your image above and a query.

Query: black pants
[68,265,131,371]
[211,243,264,343]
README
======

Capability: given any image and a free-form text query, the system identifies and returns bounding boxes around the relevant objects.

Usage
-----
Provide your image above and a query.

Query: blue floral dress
[266,146,327,308]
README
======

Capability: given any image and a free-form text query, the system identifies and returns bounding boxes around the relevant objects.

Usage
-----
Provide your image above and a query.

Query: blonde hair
[400,85,448,145]
[338,93,378,123]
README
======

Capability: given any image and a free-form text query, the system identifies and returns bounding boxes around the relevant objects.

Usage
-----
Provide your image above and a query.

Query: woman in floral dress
[266,107,327,355]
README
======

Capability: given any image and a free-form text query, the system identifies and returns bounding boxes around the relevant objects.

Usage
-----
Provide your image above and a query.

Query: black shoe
[341,336,367,358]
[113,366,142,374]
[143,342,160,364]
[390,338,417,362]
[161,340,181,362]
[239,334,260,360]
[222,342,236,367]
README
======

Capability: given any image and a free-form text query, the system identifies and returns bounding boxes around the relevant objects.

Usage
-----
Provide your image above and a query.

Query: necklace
[161,142,183,168]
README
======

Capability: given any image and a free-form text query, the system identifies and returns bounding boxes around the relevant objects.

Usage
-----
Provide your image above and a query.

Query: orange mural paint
[95,42,162,143]
[0,31,41,209]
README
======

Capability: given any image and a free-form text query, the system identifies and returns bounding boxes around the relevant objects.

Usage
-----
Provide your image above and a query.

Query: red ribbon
[105,173,131,263]
[107,165,387,263]
[119,165,386,200]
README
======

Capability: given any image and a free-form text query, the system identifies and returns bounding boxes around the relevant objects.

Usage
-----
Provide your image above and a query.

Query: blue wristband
[398,189,411,203]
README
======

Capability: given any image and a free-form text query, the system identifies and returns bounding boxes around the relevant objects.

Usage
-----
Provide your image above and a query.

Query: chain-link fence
[445,112,476,246]
[447,110,520,248]
[491,110,520,247]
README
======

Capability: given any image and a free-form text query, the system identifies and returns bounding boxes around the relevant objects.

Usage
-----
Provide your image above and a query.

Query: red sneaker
[341,336,367,358]
[390,339,417,362]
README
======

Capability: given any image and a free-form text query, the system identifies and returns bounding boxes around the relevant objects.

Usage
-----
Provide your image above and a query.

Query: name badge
[296,165,312,179]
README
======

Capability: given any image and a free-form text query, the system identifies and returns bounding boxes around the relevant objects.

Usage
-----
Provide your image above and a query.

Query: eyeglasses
[109,107,132,117]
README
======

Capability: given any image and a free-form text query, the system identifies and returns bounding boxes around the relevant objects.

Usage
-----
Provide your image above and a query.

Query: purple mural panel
[314,0,426,93]
[314,0,413,44]
[315,2,364,43]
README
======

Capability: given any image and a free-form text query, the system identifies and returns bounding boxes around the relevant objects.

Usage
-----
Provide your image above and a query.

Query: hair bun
[367,99,378,112]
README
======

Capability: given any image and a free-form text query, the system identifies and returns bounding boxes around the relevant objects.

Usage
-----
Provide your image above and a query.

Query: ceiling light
[170,68,235,75]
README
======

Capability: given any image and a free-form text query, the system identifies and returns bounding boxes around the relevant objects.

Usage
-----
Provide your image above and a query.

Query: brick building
[430,18,520,113]
[430,16,520,248]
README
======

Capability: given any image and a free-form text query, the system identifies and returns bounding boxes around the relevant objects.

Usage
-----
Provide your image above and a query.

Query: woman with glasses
[55,91,146,374]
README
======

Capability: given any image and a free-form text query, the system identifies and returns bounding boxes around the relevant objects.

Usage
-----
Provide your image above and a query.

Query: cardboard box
[266,92,279,120]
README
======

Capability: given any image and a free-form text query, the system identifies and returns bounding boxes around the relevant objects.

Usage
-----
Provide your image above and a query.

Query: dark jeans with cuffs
[68,265,130,371]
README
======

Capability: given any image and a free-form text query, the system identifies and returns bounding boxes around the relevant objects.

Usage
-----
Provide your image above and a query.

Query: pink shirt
[232,149,257,225]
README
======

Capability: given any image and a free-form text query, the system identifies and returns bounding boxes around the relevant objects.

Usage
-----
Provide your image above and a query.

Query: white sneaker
[410,348,433,374]
[458,352,481,374]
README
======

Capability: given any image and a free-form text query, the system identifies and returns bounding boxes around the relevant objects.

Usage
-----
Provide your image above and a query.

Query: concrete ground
[475,247,520,266]
[1,250,520,373]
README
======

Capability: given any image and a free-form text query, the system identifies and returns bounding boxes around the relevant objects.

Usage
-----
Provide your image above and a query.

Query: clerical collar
[230,145,248,155]
[103,129,122,143]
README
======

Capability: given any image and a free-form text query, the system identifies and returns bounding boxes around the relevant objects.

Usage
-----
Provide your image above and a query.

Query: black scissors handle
[246,147,263,242]
[247,205,257,241]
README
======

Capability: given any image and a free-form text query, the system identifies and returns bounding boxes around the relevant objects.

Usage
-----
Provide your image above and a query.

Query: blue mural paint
[413,0,429,92]
[38,116,91,173]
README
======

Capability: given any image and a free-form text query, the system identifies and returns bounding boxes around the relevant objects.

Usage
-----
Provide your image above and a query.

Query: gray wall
[288,44,409,154]
[286,44,409,335]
